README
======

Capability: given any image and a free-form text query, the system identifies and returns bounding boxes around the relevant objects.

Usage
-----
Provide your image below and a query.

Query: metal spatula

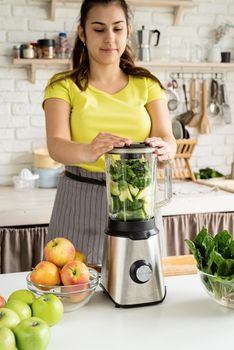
[175,83,194,125]
[220,82,232,124]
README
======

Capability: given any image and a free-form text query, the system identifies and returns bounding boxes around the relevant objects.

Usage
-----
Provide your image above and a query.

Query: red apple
[44,237,76,268]
[60,260,90,286]
[0,296,6,308]
[61,261,90,303]
[62,284,89,303]
[30,261,61,286]
[74,250,87,264]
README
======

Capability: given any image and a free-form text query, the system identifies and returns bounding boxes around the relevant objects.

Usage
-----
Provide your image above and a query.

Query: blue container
[32,167,64,188]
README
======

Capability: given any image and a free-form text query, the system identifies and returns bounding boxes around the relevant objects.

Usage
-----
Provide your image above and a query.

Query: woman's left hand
[144,137,172,162]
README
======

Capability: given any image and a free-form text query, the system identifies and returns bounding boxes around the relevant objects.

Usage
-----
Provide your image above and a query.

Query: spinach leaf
[184,239,203,269]
[185,228,234,277]
[214,230,232,255]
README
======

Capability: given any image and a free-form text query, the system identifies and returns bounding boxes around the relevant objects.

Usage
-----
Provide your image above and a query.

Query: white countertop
[0,181,233,226]
[0,187,56,226]
[162,181,234,216]
[1,271,234,350]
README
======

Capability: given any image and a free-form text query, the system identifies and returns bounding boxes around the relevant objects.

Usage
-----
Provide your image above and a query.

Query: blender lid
[108,142,154,154]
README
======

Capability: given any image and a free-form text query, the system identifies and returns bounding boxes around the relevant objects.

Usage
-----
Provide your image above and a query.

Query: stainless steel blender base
[101,285,166,308]
[100,234,165,307]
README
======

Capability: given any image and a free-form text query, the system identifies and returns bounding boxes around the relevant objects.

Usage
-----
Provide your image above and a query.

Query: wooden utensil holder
[158,138,197,181]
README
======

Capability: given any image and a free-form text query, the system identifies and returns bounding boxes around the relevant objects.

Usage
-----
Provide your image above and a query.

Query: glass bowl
[26,267,99,312]
[198,269,234,309]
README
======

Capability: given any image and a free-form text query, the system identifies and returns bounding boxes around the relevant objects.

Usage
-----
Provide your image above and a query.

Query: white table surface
[1,272,234,350]
[0,182,233,226]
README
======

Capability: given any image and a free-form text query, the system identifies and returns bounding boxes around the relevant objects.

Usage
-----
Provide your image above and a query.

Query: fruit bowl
[198,269,234,309]
[26,267,99,312]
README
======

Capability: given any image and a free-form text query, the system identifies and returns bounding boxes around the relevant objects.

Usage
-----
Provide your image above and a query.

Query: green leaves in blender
[109,158,153,221]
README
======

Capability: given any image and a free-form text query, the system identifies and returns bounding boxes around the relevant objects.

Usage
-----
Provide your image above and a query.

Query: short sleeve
[146,78,166,104]
[42,78,72,109]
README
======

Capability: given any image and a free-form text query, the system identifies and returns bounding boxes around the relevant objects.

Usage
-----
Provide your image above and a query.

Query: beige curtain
[0,226,48,274]
[163,212,234,256]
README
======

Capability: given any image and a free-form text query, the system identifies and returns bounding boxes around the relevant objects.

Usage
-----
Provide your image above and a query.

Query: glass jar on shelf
[30,42,39,59]
[56,32,70,59]
[37,39,55,59]
[12,45,21,59]
[23,44,35,59]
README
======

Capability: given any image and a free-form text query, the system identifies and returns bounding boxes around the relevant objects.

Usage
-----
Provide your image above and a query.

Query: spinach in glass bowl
[185,228,234,308]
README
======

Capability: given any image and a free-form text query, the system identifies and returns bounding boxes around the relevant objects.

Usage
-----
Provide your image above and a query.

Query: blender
[100,143,172,307]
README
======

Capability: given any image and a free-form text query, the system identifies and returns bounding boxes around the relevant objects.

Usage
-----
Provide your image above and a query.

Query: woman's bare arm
[145,99,177,162]
[44,98,131,165]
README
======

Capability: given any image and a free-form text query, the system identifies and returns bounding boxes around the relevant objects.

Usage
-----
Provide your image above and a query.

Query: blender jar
[105,143,172,222]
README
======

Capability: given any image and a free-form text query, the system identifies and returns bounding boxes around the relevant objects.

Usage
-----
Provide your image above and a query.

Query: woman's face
[79,4,129,66]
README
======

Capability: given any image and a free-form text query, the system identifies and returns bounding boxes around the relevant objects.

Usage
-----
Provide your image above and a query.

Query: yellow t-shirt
[43,75,166,172]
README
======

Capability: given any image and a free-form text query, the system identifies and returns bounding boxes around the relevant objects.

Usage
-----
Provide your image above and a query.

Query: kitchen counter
[1,271,234,350]
[0,186,56,226]
[0,181,233,226]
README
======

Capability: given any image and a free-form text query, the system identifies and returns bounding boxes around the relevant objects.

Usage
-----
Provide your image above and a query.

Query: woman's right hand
[83,132,132,163]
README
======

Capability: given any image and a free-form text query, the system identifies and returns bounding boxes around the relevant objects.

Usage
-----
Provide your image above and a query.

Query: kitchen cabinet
[13,58,234,83]
[1,271,234,350]
[50,0,196,24]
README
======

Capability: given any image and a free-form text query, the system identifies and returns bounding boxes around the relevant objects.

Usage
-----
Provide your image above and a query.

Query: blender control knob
[129,260,153,284]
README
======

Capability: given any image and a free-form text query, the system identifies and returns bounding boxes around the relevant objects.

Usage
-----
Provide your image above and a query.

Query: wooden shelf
[13,58,72,83]
[50,0,195,25]
[129,0,195,25]
[13,58,234,83]
[139,61,234,72]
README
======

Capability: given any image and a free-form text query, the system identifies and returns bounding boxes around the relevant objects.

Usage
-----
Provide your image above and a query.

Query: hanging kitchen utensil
[190,78,199,110]
[199,79,210,134]
[188,78,200,127]
[175,83,194,125]
[208,79,220,117]
[220,82,232,124]
[231,144,234,179]
[167,79,179,112]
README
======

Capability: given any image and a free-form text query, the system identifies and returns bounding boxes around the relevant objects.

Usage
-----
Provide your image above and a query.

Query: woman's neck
[89,62,126,85]
[88,62,128,94]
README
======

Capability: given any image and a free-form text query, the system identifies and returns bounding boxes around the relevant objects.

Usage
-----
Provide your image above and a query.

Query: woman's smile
[100,48,117,53]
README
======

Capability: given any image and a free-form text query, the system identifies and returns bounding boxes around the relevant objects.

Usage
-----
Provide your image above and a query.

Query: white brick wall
[0,0,234,185]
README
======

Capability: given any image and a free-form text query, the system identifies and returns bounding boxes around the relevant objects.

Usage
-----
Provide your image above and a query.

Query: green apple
[32,294,63,326]
[5,299,32,320]
[14,317,50,350]
[0,308,20,329]
[8,289,36,306]
[0,327,16,350]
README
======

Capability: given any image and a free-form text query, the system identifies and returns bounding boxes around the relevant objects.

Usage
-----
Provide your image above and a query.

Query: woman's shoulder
[130,74,163,89]
[129,74,166,102]
[47,74,76,90]
[43,74,80,106]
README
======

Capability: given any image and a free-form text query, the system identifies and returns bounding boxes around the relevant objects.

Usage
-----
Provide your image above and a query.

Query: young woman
[43,0,176,264]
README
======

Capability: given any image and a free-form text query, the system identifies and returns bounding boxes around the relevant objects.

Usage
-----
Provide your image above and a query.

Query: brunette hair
[50,0,163,90]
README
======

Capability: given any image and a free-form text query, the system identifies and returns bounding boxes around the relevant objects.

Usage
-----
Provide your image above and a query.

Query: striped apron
[47,165,166,265]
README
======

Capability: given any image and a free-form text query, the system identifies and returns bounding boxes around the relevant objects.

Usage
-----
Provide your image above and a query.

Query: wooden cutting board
[196,178,234,193]
[162,255,197,276]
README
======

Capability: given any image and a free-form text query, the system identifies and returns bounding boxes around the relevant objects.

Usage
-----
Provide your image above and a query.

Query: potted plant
[207,23,234,63]
[214,23,234,44]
